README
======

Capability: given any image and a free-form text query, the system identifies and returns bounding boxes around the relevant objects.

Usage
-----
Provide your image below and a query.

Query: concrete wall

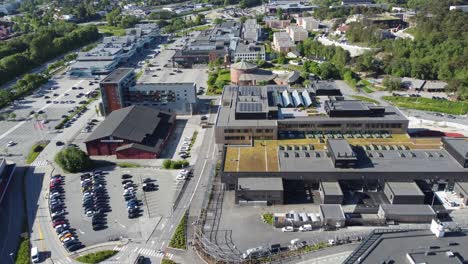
[235,189,283,205]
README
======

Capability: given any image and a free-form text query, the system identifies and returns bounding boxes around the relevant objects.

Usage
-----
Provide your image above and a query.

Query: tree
[383,77,402,91]
[277,53,286,64]
[319,62,340,79]
[214,18,224,25]
[54,147,92,173]
[162,159,172,169]
[8,112,16,121]
[276,8,283,19]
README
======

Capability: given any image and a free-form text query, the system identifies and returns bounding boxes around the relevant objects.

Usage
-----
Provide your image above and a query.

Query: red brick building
[85,106,175,159]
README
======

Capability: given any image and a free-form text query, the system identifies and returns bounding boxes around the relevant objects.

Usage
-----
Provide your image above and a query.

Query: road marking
[133,247,138,252]
[166,253,173,259]
[0,80,83,141]
[30,160,49,167]
[189,159,207,205]
[78,229,85,234]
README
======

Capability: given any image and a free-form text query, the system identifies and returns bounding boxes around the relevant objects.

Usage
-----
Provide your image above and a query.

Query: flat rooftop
[238,177,283,191]
[101,68,133,83]
[385,181,424,196]
[345,229,468,264]
[320,204,345,220]
[443,137,468,157]
[224,136,448,173]
[320,181,343,196]
[379,204,436,216]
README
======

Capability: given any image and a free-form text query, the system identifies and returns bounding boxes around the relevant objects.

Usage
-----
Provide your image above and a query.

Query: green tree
[276,8,283,19]
[55,147,92,173]
[383,77,402,91]
[319,62,340,80]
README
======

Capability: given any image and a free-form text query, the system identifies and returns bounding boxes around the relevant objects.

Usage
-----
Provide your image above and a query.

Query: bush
[26,143,47,164]
[162,159,172,169]
[169,212,187,249]
[76,250,118,264]
[161,259,177,264]
[163,160,189,169]
[262,213,274,225]
[55,147,92,173]
[14,238,30,264]
[117,162,141,168]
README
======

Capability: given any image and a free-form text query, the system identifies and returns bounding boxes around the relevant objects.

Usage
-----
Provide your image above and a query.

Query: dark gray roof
[320,204,345,220]
[346,229,468,264]
[443,137,468,158]
[310,80,341,92]
[85,105,163,143]
[379,204,436,216]
[238,177,283,191]
[320,181,343,196]
[101,68,133,83]
[385,181,424,196]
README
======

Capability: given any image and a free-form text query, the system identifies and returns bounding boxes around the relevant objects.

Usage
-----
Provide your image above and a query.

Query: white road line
[189,159,207,204]
[0,80,84,141]
[134,247,138,252]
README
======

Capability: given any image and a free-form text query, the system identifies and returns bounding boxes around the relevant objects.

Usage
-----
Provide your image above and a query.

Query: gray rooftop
[385,181,424,196]
[278,148,467,173]
[319,204,345,220]
[320,181,343,196]
[85,105,166,143]
[379,204,436,216]
[235,42,265,54]
[443,137,468,158]
[455,182,468,195]
[310,80,342,92]
[327,139,356,160]
[238,177,283,191]
[101,68,134,84]
[347,229,468,264]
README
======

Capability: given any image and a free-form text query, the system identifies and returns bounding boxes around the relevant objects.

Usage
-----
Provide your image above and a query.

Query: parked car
[282,226,294,232]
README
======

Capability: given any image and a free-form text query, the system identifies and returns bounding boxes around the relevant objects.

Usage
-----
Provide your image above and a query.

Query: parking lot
[63,166,180,246]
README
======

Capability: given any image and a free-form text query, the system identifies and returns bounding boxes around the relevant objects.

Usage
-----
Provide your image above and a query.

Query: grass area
[97,25,126,36]
[162,160,189,169]
[135,70,143,80]
[26,143,47,164]
[117,162,141,168]
[176,25,212,36]
[262,213,274,225]
[383,96,468,115]
[169,211,187,249]
[14,238,30,264]
[161,259,177,264]
[207,69,230,95]
[351,95,380,105]
[76,250,118,263]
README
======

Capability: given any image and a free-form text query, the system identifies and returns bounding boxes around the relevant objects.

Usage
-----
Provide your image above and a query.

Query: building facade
[100,68,197,115]
[286,25,308,42]
[272,32,296,54]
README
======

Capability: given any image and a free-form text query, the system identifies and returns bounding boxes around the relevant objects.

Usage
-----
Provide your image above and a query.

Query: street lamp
[9,252,14,263]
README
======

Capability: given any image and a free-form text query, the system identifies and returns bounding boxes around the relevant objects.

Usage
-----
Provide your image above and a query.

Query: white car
[176,174,186,181]
[299,224,312,232]
[328,239,336,246]
[6,141,15,147]
[62,236,75,244]
[184,137,192,141]
[282,226,294,232]
[179,169,190,176]
[55,224,68,230]
[85,210,94,217]
[180,146,190,151]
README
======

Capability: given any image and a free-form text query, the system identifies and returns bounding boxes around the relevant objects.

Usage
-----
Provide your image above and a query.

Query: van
[31,247,39,263]
[299,224,312,232]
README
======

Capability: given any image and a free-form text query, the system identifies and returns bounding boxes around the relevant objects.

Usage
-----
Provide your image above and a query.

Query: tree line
[0,24,99,86]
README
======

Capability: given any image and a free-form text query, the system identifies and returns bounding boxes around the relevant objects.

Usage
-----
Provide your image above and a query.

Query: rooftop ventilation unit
[400,152,406,158]
[378,152,384,158]
[315,152,321,158]
[305,152,310,157]
[284,152,289,158]
[295,152,300,158]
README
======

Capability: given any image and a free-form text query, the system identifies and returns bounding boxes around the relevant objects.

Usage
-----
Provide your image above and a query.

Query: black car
[56,141,64,146]
[66,243,83,252]
[92,224,106,231]
[128,212,138,219]
[121,179,133,185]
[46,100,52,104]
[121,174,132,179]
[143,178,152,183]
[137,256,147,264]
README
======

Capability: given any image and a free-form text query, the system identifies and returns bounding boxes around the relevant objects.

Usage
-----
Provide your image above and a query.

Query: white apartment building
[297,17,320,31]
[234,42,266,61]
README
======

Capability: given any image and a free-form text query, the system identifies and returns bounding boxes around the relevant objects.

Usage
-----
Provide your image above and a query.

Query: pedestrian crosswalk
[30,159,48,167]
[112,245,174,259]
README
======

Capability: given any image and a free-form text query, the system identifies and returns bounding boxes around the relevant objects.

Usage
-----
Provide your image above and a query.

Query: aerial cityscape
[0,0,467,263]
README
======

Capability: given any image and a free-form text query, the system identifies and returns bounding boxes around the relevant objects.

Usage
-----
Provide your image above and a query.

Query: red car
[51,178,62,184]
[52,220,66,228]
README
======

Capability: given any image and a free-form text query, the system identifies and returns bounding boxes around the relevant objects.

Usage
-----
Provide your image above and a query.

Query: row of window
[224,129,275,133]
[278,123,403,129]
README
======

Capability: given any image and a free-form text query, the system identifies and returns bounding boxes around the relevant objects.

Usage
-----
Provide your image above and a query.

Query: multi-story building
[265,18,291,29]
[215,85,408,145]
[234,42,266,61]
[286,25,308,42]
[272,32,296,53]
[100,68,197,115]
[297,17,320,31]
[68,24,159,76]
[264,1,317,15]
[173,21,241,67]
[242,19,261,42]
